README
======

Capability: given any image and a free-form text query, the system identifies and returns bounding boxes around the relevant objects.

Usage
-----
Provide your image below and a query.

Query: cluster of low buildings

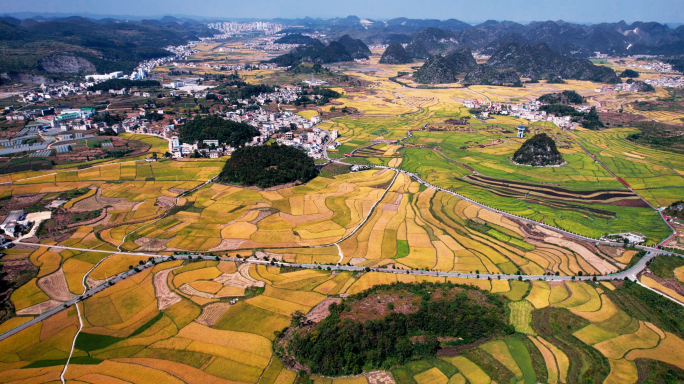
[207,21,283,36]
[613,82,650,92]
[0,210,28,239]
[169,98,331,159]
[644,76,684,88]
[275,126,332,159]
[626,61,680,74]
[0,107,105,156]
[468,99,592,129]
[600,232,646,244]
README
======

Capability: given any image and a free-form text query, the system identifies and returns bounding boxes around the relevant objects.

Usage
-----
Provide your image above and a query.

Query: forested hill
[217,144,319,189]
[0,17,215,76]
[178,115,258,148]
[278,282,513,376]
[512,133,564,166]
[538,90,585,105]
[486,42,620,83]
[379,43,413,64]
[269,35,370,67]
[413,46,477,83]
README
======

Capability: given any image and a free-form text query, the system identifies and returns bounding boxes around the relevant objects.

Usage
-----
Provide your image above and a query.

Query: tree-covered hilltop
[538,90,585,105]
[337,35,372,59]
[274,33,321,45]
[486,42,620,83]
[512,133,564,166]
[178,115,258,147]
[379,43,413,64]
[269,36,370,67]
[413,46,477,83]
[218,144,319,189]
[278,282,513,376]
[620,69,640,78]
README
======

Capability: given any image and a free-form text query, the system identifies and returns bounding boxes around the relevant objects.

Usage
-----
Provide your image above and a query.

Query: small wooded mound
[276,282,513,376]
[217,144,319,189]
[512,133,564,166]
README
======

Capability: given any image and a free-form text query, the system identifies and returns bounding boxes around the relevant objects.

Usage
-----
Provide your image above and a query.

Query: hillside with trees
[278,282,513,376]
[337,34,372,59]
[538,90,585,105]
[413,46,477,83]
[486,42,620,83]
[274,33,321,45]
[178,115,258,148]
[512,133,564,166]
[379,43,413,64]
[0,16,213,77]
[269,36,370,67]
[464,65,521,86]
[217,144,319,188]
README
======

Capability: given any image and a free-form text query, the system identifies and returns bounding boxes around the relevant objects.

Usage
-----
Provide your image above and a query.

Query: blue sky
[2,0,682,24]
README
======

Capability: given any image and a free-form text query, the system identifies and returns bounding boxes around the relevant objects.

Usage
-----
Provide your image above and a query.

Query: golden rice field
[3,232,684,384]
[3,57,684,384]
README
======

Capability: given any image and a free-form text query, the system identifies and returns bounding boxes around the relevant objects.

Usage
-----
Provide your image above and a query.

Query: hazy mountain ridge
[285,17,684,56]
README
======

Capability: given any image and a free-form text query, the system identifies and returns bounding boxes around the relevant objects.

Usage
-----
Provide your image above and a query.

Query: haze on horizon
[2,0,683,24]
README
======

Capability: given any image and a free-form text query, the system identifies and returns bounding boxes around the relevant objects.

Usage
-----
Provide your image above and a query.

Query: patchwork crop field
[2,49,684,384]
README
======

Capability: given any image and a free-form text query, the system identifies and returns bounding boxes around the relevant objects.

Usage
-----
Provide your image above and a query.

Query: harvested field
[339,290,420,323]
[37,267,78,302]
[15,299,62,315]
[214,263,265,289]
[306,297,342,323]
[366,371,396,384]
[134,237,173,251]
[154,268,181,310]
[156,196,176,210]
[195,302,232,326]
[544,237,616,275]
[179,283,242,299]
[208,238,248,251]
[168,188,188,195]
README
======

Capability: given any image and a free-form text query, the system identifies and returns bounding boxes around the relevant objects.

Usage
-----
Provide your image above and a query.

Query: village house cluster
[465,99,591,129]
[168,87,332,159]
[626,60,681,74]
[644,76,684,88]
[207,21,283,36]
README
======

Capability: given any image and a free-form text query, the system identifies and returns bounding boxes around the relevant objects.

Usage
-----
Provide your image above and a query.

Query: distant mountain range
[279,16,684,56]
